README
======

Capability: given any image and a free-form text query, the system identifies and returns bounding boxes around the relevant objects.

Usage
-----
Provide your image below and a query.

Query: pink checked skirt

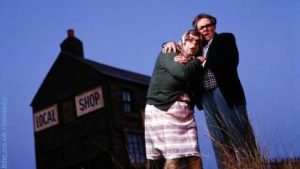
[145,94,200,160]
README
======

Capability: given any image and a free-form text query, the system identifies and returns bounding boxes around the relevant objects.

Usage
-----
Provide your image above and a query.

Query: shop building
[31,30,150,169]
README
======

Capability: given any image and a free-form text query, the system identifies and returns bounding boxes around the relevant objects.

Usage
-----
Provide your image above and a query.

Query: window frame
[125,132,146,165]
[121,89,134,113]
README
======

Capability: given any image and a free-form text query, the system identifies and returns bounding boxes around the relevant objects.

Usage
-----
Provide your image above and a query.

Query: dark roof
[31,52,150,108]
[71,53,150,85]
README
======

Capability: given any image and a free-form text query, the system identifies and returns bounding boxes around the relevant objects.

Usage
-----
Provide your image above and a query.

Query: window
[126,133,146,165]
[122,90,132,113]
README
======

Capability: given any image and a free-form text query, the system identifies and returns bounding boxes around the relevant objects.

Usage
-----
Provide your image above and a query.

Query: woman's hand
[174,55,190,64]
[197,56,206,66]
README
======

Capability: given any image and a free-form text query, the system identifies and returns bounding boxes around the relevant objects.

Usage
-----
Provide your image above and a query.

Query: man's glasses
[198,23,214,31]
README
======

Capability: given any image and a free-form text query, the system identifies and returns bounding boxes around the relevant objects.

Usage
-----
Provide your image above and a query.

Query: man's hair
[192,13,217,30]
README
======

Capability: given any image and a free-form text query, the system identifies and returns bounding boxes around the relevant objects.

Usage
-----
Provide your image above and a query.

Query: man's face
[182,35,200,56]
[196,18,216,41]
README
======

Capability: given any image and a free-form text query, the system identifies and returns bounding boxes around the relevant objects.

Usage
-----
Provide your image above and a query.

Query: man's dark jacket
[203,32,246,107]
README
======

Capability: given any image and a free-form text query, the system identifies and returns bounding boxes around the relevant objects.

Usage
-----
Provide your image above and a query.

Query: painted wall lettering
[34,104,59,132]
[75,86,104,116]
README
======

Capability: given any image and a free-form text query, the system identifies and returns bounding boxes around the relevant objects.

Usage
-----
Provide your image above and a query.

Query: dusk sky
[0,1,299,169]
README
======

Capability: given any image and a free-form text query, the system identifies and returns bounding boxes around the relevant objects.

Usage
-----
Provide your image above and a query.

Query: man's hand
[162,42,177,53]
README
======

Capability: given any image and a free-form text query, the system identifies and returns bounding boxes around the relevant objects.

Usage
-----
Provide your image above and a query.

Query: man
[145,29,204,169]
[163,13,259,169]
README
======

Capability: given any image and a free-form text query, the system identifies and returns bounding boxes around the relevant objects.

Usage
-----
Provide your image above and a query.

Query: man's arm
[162,41,205,65]
[158,52,203,81]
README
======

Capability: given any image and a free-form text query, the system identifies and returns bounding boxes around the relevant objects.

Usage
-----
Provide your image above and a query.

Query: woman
[145,29,204,169]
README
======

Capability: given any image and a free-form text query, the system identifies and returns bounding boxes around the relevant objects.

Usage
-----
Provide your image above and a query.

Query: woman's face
[182,34,200,56]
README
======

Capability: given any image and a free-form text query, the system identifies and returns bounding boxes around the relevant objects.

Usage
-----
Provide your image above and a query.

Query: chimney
[60,29,84,58]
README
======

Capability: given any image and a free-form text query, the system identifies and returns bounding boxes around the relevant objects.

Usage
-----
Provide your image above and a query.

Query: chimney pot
[67,29,74,37]
[60,29,84,58]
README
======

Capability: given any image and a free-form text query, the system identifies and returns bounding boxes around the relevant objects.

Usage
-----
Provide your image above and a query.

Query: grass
[202,122,300,169]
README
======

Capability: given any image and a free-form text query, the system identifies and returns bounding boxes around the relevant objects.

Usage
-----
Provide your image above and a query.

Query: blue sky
[0,1,299,169]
